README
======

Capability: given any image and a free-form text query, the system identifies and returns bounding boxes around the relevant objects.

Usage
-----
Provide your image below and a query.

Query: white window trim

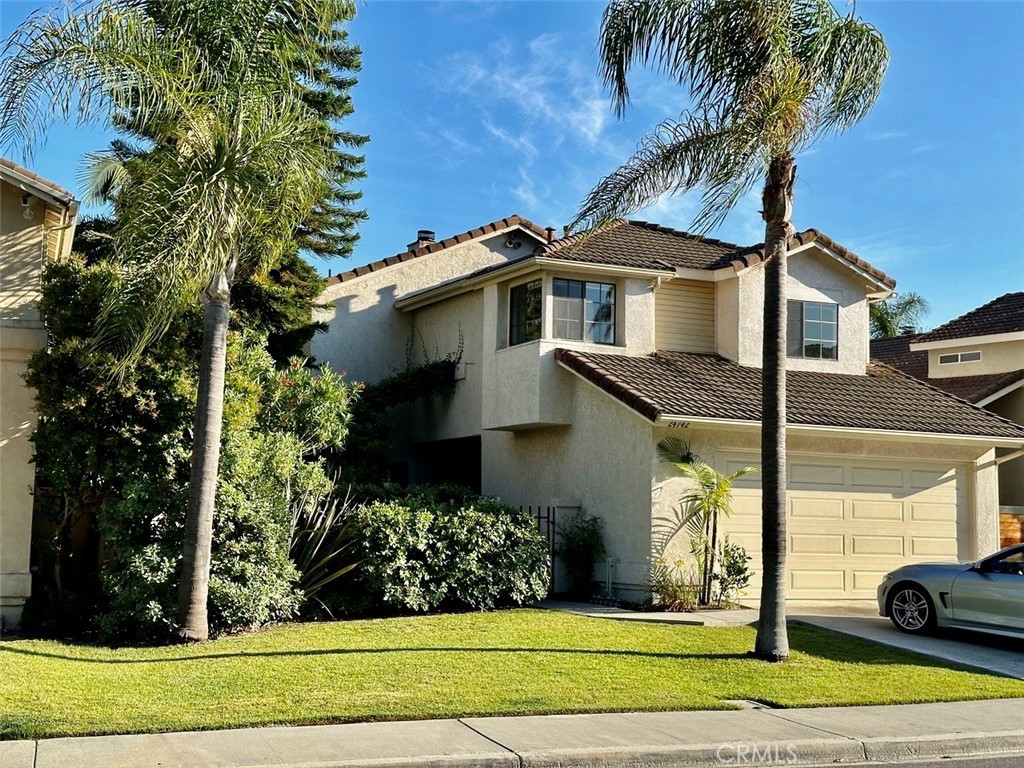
[938,350,983,365]
[552,277,617,346]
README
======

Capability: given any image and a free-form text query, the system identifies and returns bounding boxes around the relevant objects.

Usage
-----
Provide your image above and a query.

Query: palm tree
[1,0,347,641]
[657,439,756,606]
[573,0,888,661]
[870,292,929,338]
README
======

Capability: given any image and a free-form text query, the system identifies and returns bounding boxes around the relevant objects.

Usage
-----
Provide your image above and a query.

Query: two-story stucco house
[313,216,1024,603]
[872,293,1024,546]
[0,158,78,630]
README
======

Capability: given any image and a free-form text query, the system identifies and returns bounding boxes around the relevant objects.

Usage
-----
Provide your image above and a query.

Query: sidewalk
[3,698,1023,768]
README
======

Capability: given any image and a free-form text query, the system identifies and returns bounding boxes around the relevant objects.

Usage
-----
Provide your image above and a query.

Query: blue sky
[2,0,1022,327]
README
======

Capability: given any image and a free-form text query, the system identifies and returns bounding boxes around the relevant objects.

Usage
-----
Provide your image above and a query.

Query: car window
[986,549,1024,575]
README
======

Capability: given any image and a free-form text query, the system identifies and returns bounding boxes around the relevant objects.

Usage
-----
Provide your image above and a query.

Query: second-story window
[787,300,838,359]
[553,278,616,345]
[509,279,542,346]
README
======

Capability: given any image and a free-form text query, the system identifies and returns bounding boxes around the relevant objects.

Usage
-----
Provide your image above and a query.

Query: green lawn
[2,609,1022,740]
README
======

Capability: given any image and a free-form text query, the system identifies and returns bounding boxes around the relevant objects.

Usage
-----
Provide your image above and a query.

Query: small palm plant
[658,438,756,607]
[870,292,930,338]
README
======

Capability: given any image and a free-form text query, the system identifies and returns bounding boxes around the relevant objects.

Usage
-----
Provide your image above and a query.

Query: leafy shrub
[714,539,753,606]
[345,492,549,614]
[555,511,606,599]
[25,257,356,642]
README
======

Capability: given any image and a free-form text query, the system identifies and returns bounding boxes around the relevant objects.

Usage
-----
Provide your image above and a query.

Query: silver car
[877,544,1024,638]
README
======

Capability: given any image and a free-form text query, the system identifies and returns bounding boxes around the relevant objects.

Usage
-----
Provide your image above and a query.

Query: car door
[950,546,1024,630]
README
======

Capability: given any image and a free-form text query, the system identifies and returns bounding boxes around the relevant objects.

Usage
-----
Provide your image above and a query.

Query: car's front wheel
[888,584,936,634]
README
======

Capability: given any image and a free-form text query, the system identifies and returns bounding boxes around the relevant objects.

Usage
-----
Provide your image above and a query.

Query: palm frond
[869,291,930,339]
[0,0,209,158]
[801,4,889,135]
[569,110,762,234]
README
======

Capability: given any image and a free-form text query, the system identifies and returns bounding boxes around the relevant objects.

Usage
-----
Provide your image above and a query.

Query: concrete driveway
[791,611,1024,680]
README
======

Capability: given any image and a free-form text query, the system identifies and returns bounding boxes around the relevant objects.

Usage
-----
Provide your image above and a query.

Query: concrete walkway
[537,599,759,627]
[3,699,1023,768]
[791,614,1024,680]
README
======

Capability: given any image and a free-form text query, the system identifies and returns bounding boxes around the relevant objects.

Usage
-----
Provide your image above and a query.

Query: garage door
[718,452,963,600]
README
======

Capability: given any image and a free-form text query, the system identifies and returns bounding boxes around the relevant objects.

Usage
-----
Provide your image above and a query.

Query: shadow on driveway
[791,613,1024,679]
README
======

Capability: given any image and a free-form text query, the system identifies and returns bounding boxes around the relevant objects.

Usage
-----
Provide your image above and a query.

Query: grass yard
[3,608,1023,740]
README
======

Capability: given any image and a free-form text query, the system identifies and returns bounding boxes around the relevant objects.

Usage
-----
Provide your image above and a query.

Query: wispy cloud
[867,130,908,141]
[424,31,623,218]
[842,229,952,272]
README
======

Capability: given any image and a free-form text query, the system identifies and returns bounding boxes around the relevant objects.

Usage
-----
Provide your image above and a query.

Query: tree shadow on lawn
[0,644,747,665]
[785,624,1021,677]
[0,626,984,673]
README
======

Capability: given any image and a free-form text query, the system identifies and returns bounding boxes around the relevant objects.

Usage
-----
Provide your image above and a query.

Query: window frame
[938,350,982,365]
[552,277,617,346]
[787,300,840,360]
[507,278,542,347]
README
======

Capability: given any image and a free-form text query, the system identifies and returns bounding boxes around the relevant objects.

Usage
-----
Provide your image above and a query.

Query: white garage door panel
[718,453,963,600]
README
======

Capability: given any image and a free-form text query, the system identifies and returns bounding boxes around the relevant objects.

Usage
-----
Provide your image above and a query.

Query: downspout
[995,447,1024,466]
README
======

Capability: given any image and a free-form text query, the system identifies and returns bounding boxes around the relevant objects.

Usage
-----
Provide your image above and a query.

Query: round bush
[349,493,550,614]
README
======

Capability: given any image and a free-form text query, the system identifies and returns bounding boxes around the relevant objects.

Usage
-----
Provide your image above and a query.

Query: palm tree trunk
[177,266,233,642]
[753,155,795,662]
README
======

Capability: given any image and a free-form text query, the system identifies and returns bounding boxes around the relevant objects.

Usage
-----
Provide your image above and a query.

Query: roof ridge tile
[326,214,550,286]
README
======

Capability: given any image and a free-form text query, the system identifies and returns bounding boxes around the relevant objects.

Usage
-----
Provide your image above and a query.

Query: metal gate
[523,505,556,595]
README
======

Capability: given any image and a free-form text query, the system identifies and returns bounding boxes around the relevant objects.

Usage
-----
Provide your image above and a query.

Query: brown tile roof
[732,228,896,289]
[916,292,1024,343]
[0,157,76,204]
[869,335,928,380]
[536,220,740,271]
[555,348,1024,440]
[535,221,896,289]
[325,215,550,286]
[870,334,1024,403]
[932,369,1024,403]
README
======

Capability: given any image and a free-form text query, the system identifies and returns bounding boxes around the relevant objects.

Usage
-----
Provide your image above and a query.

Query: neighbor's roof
[915,291,1024,343]
[537,221,896,289]
[325,215,550,287]
[871,333,1024,404]
[0,157,76,206]
[555,347,1024,440]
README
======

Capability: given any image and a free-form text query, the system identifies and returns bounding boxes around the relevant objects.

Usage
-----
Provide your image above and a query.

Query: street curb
[861,731,1024,763]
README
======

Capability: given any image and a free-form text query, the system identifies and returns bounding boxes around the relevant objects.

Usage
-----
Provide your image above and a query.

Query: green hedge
[344,490,550,614]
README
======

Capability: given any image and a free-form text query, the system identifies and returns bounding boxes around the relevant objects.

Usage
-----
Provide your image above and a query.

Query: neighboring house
[313,216,1024,603]
[0,159,78,630]
[872,292,1024,546]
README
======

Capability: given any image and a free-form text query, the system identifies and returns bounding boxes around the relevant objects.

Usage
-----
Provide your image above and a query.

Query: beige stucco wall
[482,378,657,592]
[926,339,1024,379]
[480,273,655,431]
[988,386,1024,507]
[311,231,540,383]
[406,289,485,441]
[727,246,873,375]
[1,178,63,630]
